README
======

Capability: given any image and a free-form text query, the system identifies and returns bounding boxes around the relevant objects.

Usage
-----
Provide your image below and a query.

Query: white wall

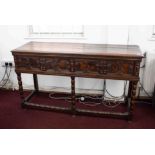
[0,25,155,96]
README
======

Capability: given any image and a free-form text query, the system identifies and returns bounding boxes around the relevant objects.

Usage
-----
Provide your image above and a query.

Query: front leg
[128,81,138,120]
[33,74,39,93]
[16,72,25,108]
[71,76,76,114]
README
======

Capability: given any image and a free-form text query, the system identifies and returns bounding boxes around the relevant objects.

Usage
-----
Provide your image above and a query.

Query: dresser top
[12,41,143,58]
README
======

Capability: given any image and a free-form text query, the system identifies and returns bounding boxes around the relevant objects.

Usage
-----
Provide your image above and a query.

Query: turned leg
[129,81,138,120]
[125,81,132,105]
[71,76,76,114]
[17,72,25,107]
[33,74,39,93]
[128,81,132,98]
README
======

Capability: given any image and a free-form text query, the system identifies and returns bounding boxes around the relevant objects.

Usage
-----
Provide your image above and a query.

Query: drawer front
[74,59,140,78]
[14,56,72,74]
[14,56,140,79]
[75,59,134,74]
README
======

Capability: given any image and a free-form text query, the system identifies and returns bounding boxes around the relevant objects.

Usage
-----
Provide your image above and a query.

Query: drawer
[74,58,139,77]
[14,56,71,73]
[14,56,140,79]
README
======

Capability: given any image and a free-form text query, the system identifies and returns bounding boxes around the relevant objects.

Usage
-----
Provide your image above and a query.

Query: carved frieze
[14,56,137,77]
[134,61,140,76]
[74,59,134,76]
[107,60,134,75]
[14,56,71,72]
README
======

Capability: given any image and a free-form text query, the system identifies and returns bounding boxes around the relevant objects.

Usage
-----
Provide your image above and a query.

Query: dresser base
[12,42,142,121]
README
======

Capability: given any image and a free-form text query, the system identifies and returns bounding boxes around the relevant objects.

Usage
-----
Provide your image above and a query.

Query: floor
[0,89,155,129]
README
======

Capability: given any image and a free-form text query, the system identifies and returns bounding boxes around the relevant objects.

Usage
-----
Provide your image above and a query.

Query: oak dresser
[11,42,143,120]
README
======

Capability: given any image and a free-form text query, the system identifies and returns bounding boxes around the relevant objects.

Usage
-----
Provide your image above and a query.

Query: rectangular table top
[12,41,143,59]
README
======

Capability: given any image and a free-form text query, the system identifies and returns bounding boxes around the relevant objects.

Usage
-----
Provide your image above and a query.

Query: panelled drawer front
[74,59,138,77]
[14,56,140,78]
[14,56,71,73]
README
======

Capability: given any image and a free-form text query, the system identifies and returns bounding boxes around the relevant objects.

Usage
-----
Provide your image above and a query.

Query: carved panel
[134,61,140,76]
[14,56,138,78]
[75,59,100,73]
[14,56,71,72]
[74,59,134,76]
[107,60,134,75]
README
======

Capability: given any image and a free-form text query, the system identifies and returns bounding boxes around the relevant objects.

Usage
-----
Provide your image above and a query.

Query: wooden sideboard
[11,41,143,120]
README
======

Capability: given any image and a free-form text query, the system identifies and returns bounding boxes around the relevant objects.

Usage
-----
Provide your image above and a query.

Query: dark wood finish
[23,101,129,120]
[71,76,76,114]
[33,74,39,92]
[130,81,138,119]
[12,42,143,120]
[16,73,25,107]
[24,90,36,102]
[12,42,143,58]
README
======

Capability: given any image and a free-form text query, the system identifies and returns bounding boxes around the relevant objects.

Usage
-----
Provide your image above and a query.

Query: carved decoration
[71,76,76,113]
[134,61,140,76]
[130,81,138,117]
[70,60,75,72]
[16,73,25,102]
[15,56,71,72]
[14,56,137,77]
[108,60,134,75]
[75,59,99,73]
[74,59,134,76]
